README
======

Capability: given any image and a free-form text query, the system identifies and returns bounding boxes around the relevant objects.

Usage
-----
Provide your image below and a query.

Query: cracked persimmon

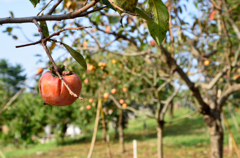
[39,71,82,106]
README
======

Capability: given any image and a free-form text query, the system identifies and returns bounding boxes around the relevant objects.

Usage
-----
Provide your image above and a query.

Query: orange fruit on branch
[111,88,117,94]
[89,98,93,103]
[37,68,44,74]
[39,71,82,106]
[204,60,210,66]
[123,87,128,93]
[122,103,127,108]
[103,92,109,99]
[119,99,124,104]
[86,105,91,110]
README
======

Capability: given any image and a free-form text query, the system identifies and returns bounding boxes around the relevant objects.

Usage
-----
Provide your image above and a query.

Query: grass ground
[1,107,240,158]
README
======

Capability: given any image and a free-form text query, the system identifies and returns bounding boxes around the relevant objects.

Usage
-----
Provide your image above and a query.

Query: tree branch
[47,0,63,15]
[160,86,180,120]
[218,84,240,107]
[159,45,210,114]
[0,0,100,24]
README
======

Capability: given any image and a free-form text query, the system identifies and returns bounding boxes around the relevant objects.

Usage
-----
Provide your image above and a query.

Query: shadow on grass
[121,115,209,147]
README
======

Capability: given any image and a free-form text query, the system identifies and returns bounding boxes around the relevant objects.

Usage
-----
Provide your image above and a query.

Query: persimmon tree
[1,0,240,158]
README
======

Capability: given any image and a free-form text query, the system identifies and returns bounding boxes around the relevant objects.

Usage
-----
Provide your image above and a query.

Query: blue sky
[0,0,63,78]
[0,0,198,81]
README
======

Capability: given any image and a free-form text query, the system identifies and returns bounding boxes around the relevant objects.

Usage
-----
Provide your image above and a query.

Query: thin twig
[0,0,100,24]
[37,0,54,16]
[16,40,41,48]
[0,88,25,115]
[47,0,63,15]
[43,26,92,42]
[16,26,91,48]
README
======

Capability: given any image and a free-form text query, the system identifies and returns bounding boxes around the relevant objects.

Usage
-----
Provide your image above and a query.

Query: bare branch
[37,0,53,16]
[218,84,240,107]
[16,26,91,48]
[0,87,25,115]
[47,0,63,15]
[195,65,230,90]
[0,0,100,24]
[159,45,210,114]
[160,86,181,120]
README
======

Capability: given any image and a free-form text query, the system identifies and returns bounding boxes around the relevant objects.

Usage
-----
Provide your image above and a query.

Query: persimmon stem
[32,19,83,100]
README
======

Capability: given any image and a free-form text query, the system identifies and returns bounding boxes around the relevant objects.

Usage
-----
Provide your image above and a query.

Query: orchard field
[0,0,240,158]
[2,108,240,158]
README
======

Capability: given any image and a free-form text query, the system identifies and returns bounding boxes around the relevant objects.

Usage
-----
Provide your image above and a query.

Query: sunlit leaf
[135,7,152,22]
[29,0,40,7]
[146,0,169,45]
[102,0,115,10]
[63,43,87,70]
[9,11,14,18]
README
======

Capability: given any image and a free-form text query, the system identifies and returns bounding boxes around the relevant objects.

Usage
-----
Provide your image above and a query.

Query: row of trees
[1,0,240,158]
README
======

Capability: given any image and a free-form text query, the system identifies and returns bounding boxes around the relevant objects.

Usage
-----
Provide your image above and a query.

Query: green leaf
[135,7,152,21]
[62,43,87,70]
[12,35,18,40]
[40,21,49,37]
[109,16,120,24]
[146,0,169,45]
[102,0,115,10]
[112,0,138,13]
[9,11,14,18]
[29,0,40,7]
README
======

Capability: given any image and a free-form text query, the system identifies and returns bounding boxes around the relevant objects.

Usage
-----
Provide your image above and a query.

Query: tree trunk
[119,109,125,153]
[203,111,223,158]
[114,121,119,139]
[169,101,174,119]
[157,120,164,158]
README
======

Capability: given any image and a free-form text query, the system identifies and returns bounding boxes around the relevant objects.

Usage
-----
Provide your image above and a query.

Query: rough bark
[203,111,223,158]
[157,120,164,158]
[119,110,125,153]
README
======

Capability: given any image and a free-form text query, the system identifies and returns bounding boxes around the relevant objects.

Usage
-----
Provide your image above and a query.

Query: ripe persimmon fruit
[89,98,93,103]
[123,88,128,93]
[150,40,156,47]
[37,68,44,74]
[111,88,117,94]
[39,71,82,106]
[119,99,124,104]
[86,105,91,110]
[103,92,109,99]
[122,103,127,108]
